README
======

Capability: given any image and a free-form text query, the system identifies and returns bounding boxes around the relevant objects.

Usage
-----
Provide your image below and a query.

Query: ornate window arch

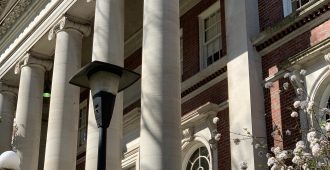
[309,65,330,125]
[182,140,212,170]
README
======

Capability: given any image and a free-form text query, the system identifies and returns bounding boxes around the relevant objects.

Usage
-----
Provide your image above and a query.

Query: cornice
[264,37,330,84]
[0,0,33,39]
[253,0,330,55]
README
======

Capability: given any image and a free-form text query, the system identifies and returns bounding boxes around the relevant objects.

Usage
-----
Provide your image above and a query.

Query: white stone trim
[0,0,76,79]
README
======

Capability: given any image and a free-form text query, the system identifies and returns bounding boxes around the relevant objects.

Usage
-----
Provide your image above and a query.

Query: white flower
[307,131,317,143]
[293,101,301,108]
[300,69,307,76]
[311,143,322,157]
[212,117,220,124]
[291,111,298,118]
[292,156,305,166]
[214,133,221,141]
[306,101,314,114]
[287,166,294,170]
[285,130,292,136]
[278,150,289,160]
[265,82,273,89]
[290,75,297,82]
[267,157,276,166]
[284,73,291,78]
[272,147,282,156]
[296,88,304,95]
[325,123,330,132]
[296,141,305,149]
[283,82,289,90]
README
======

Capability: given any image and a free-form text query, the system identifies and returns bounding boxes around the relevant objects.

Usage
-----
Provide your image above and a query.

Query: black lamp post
[69,60,140,170]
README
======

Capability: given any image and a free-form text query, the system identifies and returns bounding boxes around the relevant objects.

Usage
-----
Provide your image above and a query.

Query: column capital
[0,82,18,97]
[48,17,91,40]
[15,53,53,74]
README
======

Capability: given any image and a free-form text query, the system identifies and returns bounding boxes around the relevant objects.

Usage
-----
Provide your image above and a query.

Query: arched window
[185,147,210,170]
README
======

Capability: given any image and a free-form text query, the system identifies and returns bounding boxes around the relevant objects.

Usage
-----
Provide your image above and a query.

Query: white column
[43,17,90,170]
[226,0,267,169]
[140,0,181,169]
[85,0,124,169]
[0,83,17,153]
[13,54,52,170]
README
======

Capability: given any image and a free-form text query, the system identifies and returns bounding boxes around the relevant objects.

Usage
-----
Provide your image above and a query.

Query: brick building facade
[0,0,330,170]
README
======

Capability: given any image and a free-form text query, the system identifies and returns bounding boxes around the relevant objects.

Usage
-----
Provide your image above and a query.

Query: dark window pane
[201,157,210,169]
[214,52,219,62]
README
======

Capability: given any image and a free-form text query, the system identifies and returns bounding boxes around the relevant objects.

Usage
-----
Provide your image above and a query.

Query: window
[77,99,88,153]
[199,1,222,69]
[185,147,210,170]
[283,0,310,17]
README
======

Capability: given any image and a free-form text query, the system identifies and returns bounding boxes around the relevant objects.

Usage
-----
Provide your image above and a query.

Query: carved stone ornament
[0,0,32,38]
[182,127,193,144]
[15,53,52,74]
[324,53,330,65]
[48,17,91,40]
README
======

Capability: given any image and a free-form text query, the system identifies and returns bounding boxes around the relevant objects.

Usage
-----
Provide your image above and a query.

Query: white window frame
[77,99,88,154]
[198,1,221,70]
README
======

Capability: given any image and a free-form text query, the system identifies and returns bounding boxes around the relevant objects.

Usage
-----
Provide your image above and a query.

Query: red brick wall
[310,19,330,46]
[262,31,311,149]
[182,79,228,115]
[258,0,284,31]
[217,108,231,170]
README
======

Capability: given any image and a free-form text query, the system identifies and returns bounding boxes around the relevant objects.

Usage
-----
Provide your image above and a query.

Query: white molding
[0,0,76,79]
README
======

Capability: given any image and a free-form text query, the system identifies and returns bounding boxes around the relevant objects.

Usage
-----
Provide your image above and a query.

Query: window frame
[198,1,221,70]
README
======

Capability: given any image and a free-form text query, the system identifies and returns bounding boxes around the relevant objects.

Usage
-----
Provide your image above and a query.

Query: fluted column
[13,54,52,170]
[140,0,181,169]
[43,17,90,170]
[85,0,124,169]
[0,83,17,153]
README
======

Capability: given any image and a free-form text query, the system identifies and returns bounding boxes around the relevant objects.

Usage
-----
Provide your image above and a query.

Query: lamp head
[69,60,140,128]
